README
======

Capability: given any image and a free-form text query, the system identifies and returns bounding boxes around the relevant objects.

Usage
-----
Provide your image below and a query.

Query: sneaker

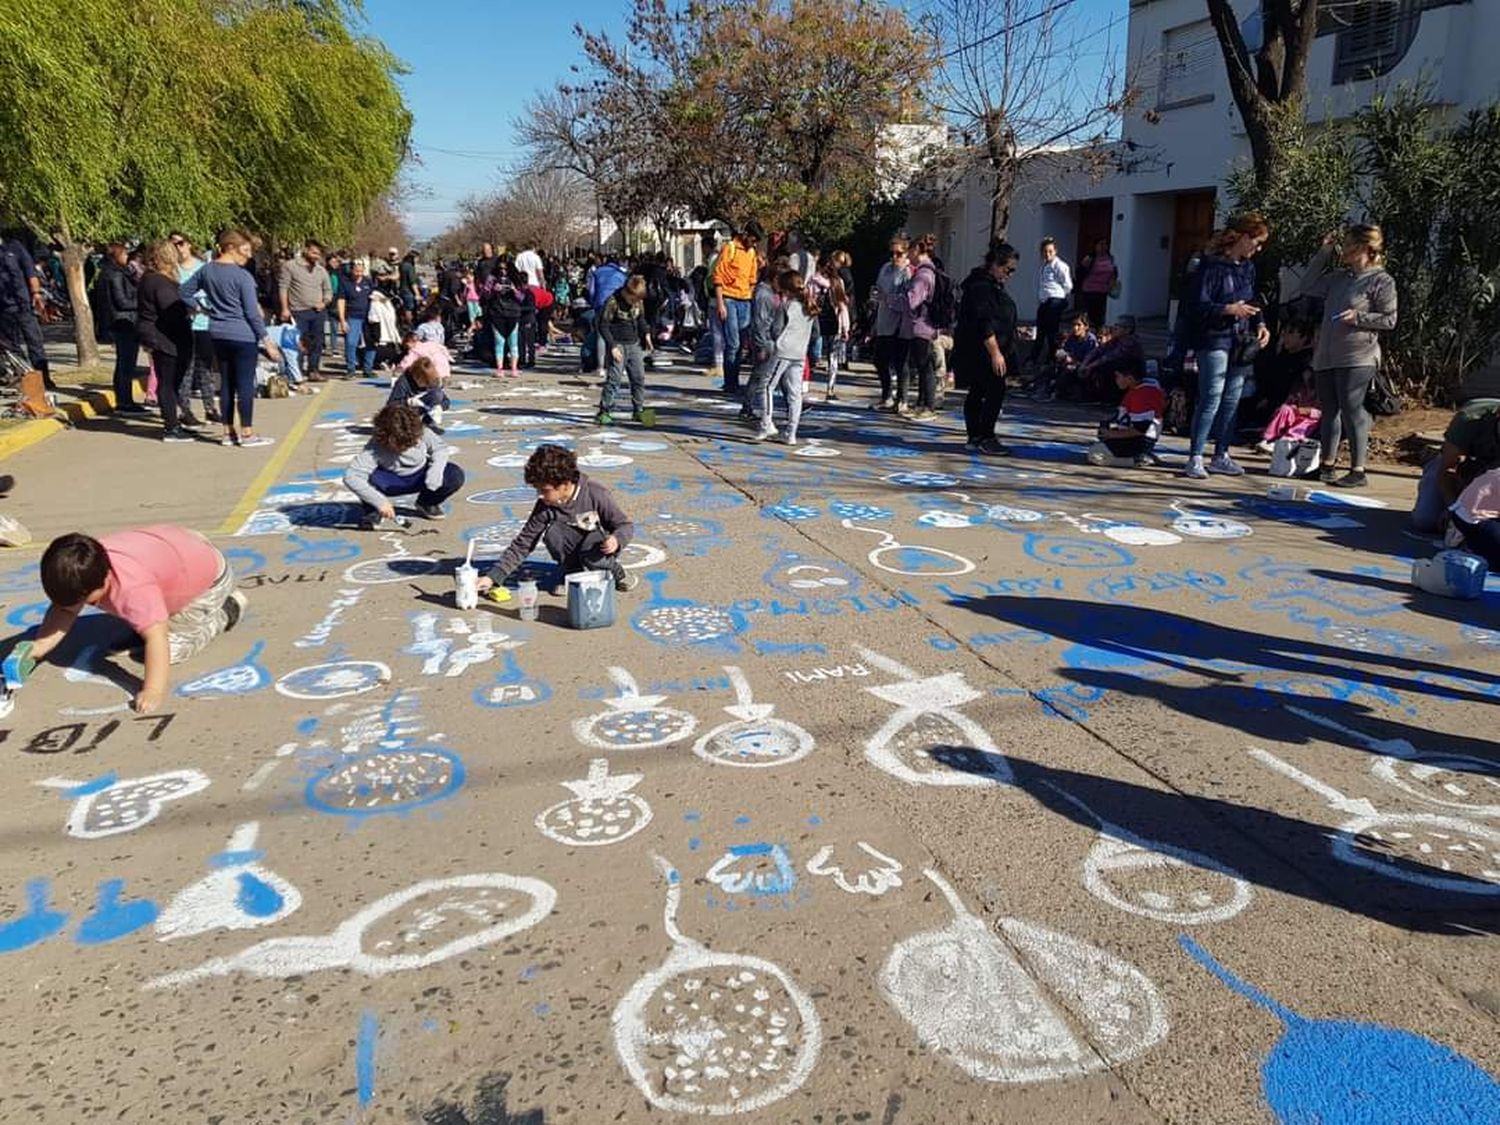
[1208,453,1244,476]
[1333,469,1368,488]
[240,434,275,448]
[1254,440,1275,455]
[222,590,247,632]
[116,403,149,415]
[1183,455,1209,480]
[179,410,202,428]
[1318,466,1339,484]
[1133,453,1154,468]
[595,412,614,426]
[161,427,193,443]
[614,568,639,593]
[783,433,798,446]
[417,502,447,519]
[975,438,1011,457]
[753,425,778,441]
[220,431,238,447]
[894,402,912,416]
[964,439,982,453]
[705,366,723,380]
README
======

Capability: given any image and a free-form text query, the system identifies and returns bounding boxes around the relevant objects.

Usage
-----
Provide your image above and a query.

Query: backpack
[485,281,524,322]
[919,262,957,331]
[1364,368,1402,417]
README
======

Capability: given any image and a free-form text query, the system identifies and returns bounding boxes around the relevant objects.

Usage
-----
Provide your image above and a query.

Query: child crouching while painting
[30,525,246,713]
[477,444,639,598]
[344,403,465,528]
[1088,362,1164,468]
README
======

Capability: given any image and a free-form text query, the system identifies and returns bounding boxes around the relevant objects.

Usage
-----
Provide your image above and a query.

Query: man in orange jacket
[712,219,764,394]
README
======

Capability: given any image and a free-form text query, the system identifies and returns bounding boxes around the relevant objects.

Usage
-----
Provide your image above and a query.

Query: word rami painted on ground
[612,856,822,1116]
[880,869,1168,1083]
[145,872,557,989]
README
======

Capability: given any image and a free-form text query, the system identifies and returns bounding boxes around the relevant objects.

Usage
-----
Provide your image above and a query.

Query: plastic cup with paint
[1267,484,1304,501]
[518,580,540,621]
[455,540,479,610]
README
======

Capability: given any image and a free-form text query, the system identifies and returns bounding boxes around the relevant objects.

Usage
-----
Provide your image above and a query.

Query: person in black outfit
[955,241,1020,455]
[96,243,145,413]
[135,240,197,441]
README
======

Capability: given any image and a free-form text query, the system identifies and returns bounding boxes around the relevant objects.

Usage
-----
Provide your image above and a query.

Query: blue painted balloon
[1181,936,1500,1124]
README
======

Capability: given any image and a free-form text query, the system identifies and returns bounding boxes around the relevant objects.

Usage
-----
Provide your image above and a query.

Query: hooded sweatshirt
[342,428,450,508]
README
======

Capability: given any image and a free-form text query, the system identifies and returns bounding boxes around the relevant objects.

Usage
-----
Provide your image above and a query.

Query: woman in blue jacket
[1183,213,1271,480]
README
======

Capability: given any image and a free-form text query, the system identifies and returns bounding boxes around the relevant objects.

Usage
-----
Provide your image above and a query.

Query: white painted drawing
[275,660,391,700]
[879,868,1168,1083]
[404,613,520,677]
[1054,512,1182,548]
[805,843,904,896]
[1042,784,1252,925]
[856,647,1011,786]
[577,447,633,469]
[292,588,366,649]
[619,542,668,570]
[155,822,302,940]
[59,644,132,715]
[535,759,653,847]
[145,872,557,989]
[574,667,699,750]
[1168,501,1253,540]
[38,770,211,839]
[706,844,798,897]
[612,856,822,1115]
[342,554,441,584]
[692,666,814,769]
[1249,747,1500,895]
[843,519,975,577]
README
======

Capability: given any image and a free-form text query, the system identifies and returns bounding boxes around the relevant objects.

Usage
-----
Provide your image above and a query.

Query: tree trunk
[58,218,99,368]
[982,111,1018,243]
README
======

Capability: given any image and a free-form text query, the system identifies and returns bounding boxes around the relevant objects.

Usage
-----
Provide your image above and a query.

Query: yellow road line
[215,390,329,536]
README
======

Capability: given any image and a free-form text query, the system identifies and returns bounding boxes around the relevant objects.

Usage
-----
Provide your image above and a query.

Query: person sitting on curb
[1411,398,1500,534]
[477,444,639,598]
[343,403,464,528]
[25,525,247,713]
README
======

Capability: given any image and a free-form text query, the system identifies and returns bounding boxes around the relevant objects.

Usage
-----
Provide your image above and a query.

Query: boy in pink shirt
[30,525,246,712]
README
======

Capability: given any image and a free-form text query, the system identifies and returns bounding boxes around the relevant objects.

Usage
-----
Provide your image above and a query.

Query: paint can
[1266,484,1304,501]
[518,579,540,621]
[565,571,616,630]
[1411,550,1487,599]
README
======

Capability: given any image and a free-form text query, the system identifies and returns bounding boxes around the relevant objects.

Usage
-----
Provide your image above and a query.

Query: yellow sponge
[484,585,512,604]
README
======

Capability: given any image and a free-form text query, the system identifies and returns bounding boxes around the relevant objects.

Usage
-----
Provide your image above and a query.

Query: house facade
[910,0,1500,324]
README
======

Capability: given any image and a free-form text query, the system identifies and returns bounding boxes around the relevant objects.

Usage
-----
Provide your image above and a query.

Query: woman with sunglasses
[955,241,1021,456]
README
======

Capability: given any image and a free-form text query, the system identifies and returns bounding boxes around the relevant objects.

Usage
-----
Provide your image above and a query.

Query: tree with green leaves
[0,0,409,364]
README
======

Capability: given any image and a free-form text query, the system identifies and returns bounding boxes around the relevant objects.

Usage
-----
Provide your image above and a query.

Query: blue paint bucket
[566,571,616,630]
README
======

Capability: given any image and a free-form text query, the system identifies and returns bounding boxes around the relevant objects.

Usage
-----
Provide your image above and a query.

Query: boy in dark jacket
[477,444,639,596]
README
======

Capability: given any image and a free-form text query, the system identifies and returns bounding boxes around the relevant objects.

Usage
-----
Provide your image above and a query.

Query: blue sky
[359,0,1127,238]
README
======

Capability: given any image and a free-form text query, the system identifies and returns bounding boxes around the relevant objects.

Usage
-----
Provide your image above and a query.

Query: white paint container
[455,539,479,610]
[518,580,540,621]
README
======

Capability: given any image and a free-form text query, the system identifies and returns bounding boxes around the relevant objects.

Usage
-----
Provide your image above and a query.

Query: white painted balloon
[343,555,441,585]
[38,770,211,839]
[1101,525,1183,547]
[1171,514,1253,540]
[1370,755,1500,817]
[535,759,653,847]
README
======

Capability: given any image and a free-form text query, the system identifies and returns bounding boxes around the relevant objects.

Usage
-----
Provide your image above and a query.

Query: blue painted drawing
[882,471,961,489]
[75,879,158,945]
[830,501,893,521]
[176,641,272,699]
[471,651,554,709]
[1021,533,1136,570]
[221,547,268,577]
[762,497,821,522]
[706,844,798,897]
[0,880,69,954]
[638,514,730,557]
[305,746,466,819]
[466,486,543,506]
[283,533,362,565]
[356,1011,379,1108]
[762,551,863,596]
[632,572,747,652]
[1181,936,1500,1124]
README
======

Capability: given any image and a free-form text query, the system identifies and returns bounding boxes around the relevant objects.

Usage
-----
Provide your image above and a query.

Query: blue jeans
[292,308,326,374]
[212,337,258,431]
[344,318,374,375]
[1189,348,1250,458]
[111,323,139,406]
[366,462,466,512]
[719,297,752,390]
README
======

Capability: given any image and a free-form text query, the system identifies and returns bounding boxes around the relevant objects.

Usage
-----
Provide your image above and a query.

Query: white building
[912,0,1500,324]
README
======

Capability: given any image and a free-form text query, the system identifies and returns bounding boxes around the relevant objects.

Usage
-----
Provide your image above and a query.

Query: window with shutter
[1158,20,1218,110]
[1332,0,1421,84]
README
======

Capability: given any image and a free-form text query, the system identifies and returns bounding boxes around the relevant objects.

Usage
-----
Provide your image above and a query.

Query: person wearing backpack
[484,266,527,378]
[901,235,950,421]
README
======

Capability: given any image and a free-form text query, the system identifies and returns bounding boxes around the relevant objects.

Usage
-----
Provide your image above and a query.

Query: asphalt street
[0,348,1496,1124]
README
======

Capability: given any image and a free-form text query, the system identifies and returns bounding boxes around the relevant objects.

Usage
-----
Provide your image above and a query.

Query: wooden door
[1170,190,1217,297]
[1076,199,1114,268]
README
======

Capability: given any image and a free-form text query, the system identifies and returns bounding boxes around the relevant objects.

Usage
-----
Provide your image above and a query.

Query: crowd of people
[6,208,1498,566]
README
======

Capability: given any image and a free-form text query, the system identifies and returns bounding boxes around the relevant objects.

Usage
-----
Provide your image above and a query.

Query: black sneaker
[615,568,639,593]
[417,502,447,520]
[1333,469,1368,488]
[162,427,194,443]
[1318,466,1338,484]
[976,438,1011,456]
[179,410,202,428]
[116,403,149,415]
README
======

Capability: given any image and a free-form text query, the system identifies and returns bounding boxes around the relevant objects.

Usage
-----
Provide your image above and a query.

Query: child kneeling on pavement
[477,444,639,598]
[1088,362,1164,468]
[344,403,465,527]
[30,525,246,713]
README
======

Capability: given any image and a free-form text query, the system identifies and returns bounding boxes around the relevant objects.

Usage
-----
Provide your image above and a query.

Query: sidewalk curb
[0,386,121,462]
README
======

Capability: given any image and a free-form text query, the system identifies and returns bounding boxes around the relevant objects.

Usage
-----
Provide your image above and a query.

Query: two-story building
[910,0,1500,326]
